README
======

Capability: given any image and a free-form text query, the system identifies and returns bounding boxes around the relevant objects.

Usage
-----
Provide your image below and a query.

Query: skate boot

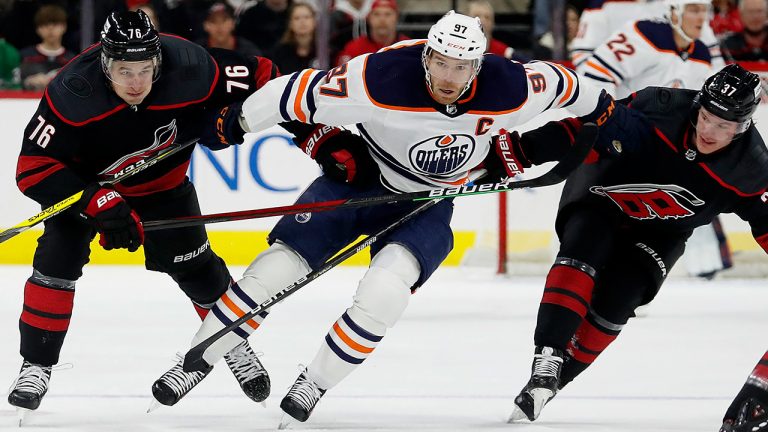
[721,398,768,432]
[224,341,270,403]
[150,354,213,409]
[508,346,565,422]
[8,361,52,424]
[278,371,326,429]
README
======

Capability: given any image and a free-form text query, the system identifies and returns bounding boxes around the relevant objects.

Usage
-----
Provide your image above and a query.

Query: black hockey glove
[579,90,651,157]
[199,101,247,151]
[76,185,144,252]
[721,383,768,432]
[476,129,530,185]
[295,125,376,185]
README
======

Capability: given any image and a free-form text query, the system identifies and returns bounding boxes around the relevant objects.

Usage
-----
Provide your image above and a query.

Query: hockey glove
[76,185,144,252]
[199,101,247,151]
[295,125,376,184]
[476,129,530,185]
[579,90,651,157]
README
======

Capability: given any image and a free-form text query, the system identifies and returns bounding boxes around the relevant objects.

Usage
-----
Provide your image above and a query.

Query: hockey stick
[144,124,598,232]
[181,124,598,372]
[0,138,199,244]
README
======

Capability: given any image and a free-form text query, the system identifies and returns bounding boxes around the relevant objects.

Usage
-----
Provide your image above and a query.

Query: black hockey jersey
[16,34,278,207]
[557,87,768,253]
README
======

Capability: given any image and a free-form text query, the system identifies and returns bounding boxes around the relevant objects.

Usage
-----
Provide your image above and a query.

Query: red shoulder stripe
[254,56,277,89]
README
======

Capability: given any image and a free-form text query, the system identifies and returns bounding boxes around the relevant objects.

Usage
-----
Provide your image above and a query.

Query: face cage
[421,46,482,103]
[101,53,162,87]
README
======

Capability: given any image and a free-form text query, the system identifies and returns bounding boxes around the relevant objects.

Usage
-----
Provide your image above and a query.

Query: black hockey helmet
[100,10,161,82]
[692,64,761,134]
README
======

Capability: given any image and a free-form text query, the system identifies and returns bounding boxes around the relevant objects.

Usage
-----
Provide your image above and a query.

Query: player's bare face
[680,4,708,40]
[109,60,154,105]
[426,52,474,105]
[694,107,740,154]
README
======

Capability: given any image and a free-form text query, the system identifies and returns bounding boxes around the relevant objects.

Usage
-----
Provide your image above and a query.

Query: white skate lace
[286,372,323,412]
[224,341,266,382]
[159,355,208,396]
[532,350,563,378]
[8,362,72,396]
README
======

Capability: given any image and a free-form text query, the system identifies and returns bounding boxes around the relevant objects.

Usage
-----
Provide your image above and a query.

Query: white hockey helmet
[422,11,487,99]
[665,0,711,43]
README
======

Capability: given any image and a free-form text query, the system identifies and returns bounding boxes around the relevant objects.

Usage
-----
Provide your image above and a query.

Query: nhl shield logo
[295,212,312,223]
[408,134,475,176]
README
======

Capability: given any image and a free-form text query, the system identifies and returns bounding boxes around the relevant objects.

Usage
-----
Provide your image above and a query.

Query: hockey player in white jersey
[148,10,621,426]
[571,0,724,70]
[577,0,731,279]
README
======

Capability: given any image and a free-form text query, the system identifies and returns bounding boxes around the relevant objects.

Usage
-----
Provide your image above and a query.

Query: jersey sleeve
[203,48,280,109]
[240,54,377,133]
[575,21,649,97]
[521,61,602,119]
[570,8,607,67]
[16,98,88,207]
[733,194,768,255]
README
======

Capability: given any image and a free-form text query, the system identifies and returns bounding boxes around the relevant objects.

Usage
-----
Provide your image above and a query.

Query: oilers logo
[408,134,475,177]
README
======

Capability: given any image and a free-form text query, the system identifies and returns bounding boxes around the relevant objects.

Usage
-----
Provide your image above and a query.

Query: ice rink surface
[0,264,765,431]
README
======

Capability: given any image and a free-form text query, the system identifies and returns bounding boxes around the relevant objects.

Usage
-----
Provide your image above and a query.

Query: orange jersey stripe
[333,322,374,354]
[554,63,575,106]
[585,60,618,83]
[293,69,315,123]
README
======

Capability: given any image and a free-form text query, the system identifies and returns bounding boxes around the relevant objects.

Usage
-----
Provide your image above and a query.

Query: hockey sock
[306,244,417,390]
[534,259,596,350]
[560,311,623,388]
[19,274,76,366]
[190,242,309,366]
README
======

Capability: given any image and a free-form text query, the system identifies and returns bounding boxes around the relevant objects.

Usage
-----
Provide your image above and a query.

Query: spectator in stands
[466,0,528,62]
[0,30,20,90]
[335,0,407,65]
[721,0,768,62]
[711,0,743,37]
[533,4,580,60]
[236,0,290,54]
[330,0,372,59]
[19,5,74,91]
[199,2,261,57]
[270,2,317,73]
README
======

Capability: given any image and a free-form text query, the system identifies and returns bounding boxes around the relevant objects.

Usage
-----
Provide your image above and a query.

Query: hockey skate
[508,346,564,422]
[224,341,270,404]
[149,354,213,410]
[721,398,768,432]
[278,371,326,429]
[8,361,55,425]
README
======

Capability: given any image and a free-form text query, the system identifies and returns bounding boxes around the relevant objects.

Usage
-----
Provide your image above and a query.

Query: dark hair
[279,2,316,46]
[34,5,67,28]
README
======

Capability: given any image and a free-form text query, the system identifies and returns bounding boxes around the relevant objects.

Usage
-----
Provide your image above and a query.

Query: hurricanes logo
[99,119,178,177]
[590,183,704,220]
[408,134,475,176]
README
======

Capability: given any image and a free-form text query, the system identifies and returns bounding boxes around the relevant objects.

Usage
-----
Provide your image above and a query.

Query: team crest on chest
[408,134,475,177]
[590,183,705,220]
[99,119,178,177]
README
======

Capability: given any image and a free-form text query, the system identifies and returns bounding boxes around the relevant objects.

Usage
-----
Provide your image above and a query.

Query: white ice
[0,264,765,431]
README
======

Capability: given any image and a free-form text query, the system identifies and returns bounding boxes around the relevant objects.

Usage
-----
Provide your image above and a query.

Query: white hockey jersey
[571,0,723,70]
[576,20,713,99]
[241,40,603,193]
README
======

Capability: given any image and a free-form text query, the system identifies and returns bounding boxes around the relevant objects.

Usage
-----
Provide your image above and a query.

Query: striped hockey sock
[560,311,623,388]
[19,277,76,366]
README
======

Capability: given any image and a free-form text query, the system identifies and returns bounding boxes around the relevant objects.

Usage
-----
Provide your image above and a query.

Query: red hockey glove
[200,101,247,151]
[477,129,530,185]
[296,125,376,184]
[76,185,144,252]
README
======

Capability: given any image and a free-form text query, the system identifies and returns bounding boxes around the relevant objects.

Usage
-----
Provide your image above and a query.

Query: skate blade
[16,407,32,426]
[277,413,294,430]
[507,406,529,423]
[260,400,267,409]
[146,398,162,413]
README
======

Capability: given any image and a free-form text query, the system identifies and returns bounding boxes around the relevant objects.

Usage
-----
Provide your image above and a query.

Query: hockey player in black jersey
[722,350,768,432]
[6,10,367,420]
[507,64,768,423]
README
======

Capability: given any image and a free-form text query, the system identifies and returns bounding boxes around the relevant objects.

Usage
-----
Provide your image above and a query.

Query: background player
[721,350,768,432]
[149,10,620,427]
[508,64,768,422]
